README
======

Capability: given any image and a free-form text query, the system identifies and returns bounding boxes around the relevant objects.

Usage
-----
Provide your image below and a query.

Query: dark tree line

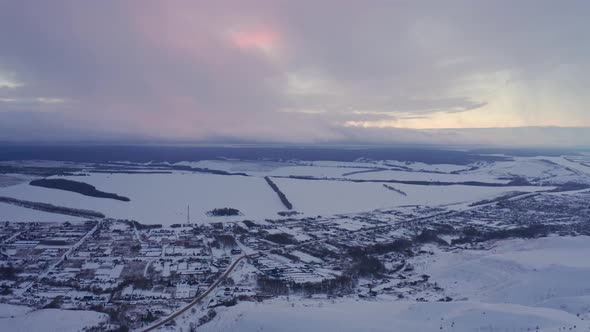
[170,165,248,176]
[215,234,238,248]
[207,208,241,217]
[0,196,105,218]
[122,220,162,230]
[264,177,293,210]
[291,274,356,295]
[0,264,22,280]
[452,224,558,245]
[264,232,299,245]
[30,178,130,201]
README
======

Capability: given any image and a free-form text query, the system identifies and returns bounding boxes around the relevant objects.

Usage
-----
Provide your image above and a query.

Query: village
[0,189,589,330]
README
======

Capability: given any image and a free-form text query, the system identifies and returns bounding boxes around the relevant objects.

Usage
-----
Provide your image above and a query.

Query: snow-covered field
[0,304,107,332]
[0,174,34,188]
[465,157,590,184]
[0,203,84,223]
[274,178,548,216]
[413,236,590,315]
[201,299,588,332]
[199,236,590,332]
[177,160,503,182]
[0,172,285,224]
[0,155,586,224]
[178,156,590,185]
[0,172,549,224]
[346,169,508,183]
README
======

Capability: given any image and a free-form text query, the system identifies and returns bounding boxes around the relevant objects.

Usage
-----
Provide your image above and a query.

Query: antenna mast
[187,204,190,225]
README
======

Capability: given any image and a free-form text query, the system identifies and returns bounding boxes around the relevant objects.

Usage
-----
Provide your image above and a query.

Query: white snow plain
[0,172,285,224]
[199,236,590,332]
[0,203,84,223]
[0,304,108,332]
[0,156,583,224]
[274,178,548,216]
[0,172,549,224]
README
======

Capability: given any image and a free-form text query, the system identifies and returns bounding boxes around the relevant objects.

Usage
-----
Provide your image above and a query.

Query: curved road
[140,255,249,332]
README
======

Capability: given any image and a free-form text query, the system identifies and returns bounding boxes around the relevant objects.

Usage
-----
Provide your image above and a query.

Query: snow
[266,166,375,178]
[330,218,370,231]
[379,160,469,173]
[0,172,285,225]
[199,236,590,332]
[274,178,549,216]
[0,168,551,224]
[346,169,508,183]
[175,160,296,176]
[0,174,34,188]
[191,156,590,185]
[0,303,31,318]
[2,157,589,331]
[0,304,107,332]
[487,237,590,269]
[291,250,324,264]
[413,236,590,316]
[0,202,85,223]
[465,157,590,184]
[543,156,590,177]
[200,298,588,332]
[0,157,581,225]
[177,160,489,180]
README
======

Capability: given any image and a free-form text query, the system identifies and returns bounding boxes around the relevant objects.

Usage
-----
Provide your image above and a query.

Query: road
[140,254,249,332]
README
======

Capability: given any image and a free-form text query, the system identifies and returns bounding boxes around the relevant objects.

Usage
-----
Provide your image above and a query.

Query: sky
[1,0,589,147]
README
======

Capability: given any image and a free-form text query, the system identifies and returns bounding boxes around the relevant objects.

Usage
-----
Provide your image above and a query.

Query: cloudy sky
[1,1,589,146]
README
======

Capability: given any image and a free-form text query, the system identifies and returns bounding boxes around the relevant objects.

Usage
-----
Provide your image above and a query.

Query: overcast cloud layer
[1,1,589,146]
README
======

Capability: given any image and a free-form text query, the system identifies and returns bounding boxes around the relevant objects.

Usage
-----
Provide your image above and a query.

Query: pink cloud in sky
[231,28,279,51]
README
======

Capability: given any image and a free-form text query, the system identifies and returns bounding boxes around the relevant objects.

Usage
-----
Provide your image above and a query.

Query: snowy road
[140,254,250,332]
